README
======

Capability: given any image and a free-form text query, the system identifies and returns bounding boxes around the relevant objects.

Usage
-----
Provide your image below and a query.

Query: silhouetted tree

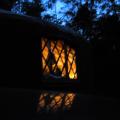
[94,14,120,56]
[22,0,45,17]
[0,0,17,10]
[11,0,45,17]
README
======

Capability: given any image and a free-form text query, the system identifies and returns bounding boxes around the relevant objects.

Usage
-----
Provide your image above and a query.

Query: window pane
[41,38,77,79]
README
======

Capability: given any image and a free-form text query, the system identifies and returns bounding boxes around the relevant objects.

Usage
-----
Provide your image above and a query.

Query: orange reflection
[64,93,76,109]
[41,38,77,79]
[37,91,76,112]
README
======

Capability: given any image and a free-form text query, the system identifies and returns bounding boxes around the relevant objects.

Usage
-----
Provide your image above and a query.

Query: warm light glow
[41,38,77,79]
[49,95,63,111]
[36,92,48,112]
[64,93,76,109]
[37,91,76,112]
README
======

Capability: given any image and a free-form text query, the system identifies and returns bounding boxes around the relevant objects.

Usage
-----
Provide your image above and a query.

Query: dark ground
[1,87,120,120]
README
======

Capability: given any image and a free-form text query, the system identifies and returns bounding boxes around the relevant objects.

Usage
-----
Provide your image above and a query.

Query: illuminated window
[36,91,76,112]
[41,38,77,80]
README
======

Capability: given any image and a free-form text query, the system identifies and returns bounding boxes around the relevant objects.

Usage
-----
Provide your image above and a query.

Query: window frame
[40,36,80,84]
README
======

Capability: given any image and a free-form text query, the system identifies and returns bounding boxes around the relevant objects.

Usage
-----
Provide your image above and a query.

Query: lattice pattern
[41,38,77,79]
[36,91,76,112]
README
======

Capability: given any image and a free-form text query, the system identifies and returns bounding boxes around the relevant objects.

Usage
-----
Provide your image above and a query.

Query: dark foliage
[22,1,45,17]
[0,0,17,10]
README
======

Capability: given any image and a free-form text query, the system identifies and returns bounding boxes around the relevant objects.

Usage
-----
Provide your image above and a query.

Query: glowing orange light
[37,92,76,112]
[41,38,77,79]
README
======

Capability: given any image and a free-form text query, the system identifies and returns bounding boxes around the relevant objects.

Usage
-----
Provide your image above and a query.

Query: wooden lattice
[41,38,77,79]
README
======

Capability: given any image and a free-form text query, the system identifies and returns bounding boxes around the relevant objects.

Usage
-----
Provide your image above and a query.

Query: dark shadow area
[92,15,120,98]
[1,87,120,120]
